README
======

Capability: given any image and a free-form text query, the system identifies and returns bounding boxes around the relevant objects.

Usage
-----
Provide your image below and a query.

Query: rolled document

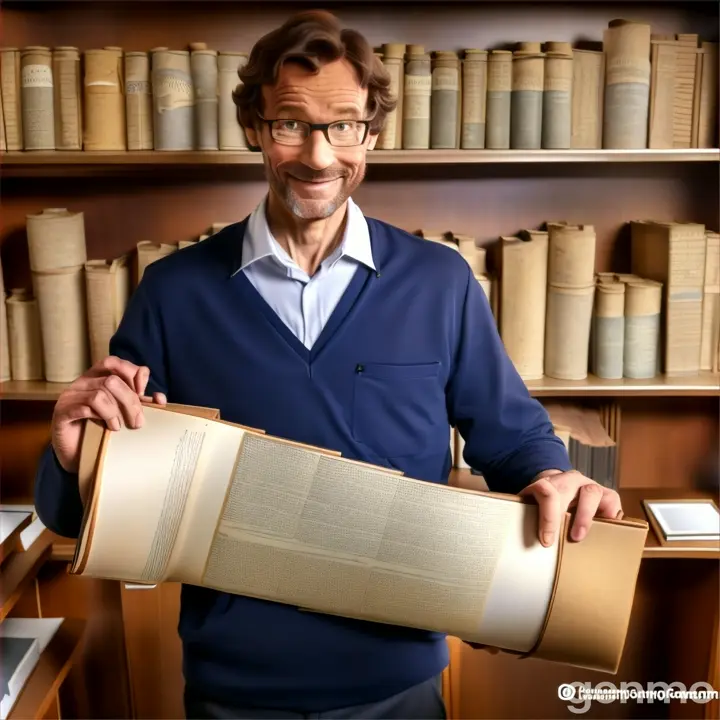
[623,279,662,379]
[34,265,89,382]
[376,44,405,150]
[218,52,249,150]
[460,49,487,149]
[26,208,87,273]
[542,42,572,149]
[403,46,431,149]
[545,284,596,380]
[603,19,652,148]
[191,46,219,150]
[84,48,126,151]
[21,46,55,150]
[592,280,625,379]
[1,47,23,150]
[430,51,460,149]
[52,46,82,150]
[85,257,130,364]
[125,52,153,150]
[152,49,194,151]
[6,288,44,381]
[486,51,512,149]
[511,43,544,150]
[500,231,548,380]
[72,403,649,675]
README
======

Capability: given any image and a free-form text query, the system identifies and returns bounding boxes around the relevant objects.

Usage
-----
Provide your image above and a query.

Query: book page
[81,405,244,583]
[201,433,558,649]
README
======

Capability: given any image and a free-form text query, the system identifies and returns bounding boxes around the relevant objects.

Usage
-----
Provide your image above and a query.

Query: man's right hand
[51,355,167,473]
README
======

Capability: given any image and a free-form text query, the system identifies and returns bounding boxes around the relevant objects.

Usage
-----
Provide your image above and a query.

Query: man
[34,10,622,720]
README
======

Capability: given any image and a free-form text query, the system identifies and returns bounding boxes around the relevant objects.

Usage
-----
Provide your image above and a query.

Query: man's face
[246,58,378,221]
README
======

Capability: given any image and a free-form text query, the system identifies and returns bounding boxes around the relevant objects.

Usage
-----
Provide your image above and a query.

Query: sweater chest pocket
[351,361,447,458]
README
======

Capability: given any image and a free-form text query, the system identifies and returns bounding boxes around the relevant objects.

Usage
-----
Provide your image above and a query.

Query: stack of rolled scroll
[26,208,89,382]
[544,223,597,380]
[593,273,663,379]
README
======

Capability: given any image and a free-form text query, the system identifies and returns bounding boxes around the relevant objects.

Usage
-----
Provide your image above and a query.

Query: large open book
[70,402,648,674]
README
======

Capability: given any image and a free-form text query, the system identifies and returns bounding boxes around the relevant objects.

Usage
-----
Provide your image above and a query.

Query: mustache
[280,163,347,182]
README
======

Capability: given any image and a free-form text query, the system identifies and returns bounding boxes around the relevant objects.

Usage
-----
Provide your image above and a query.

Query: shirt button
[356,364,364,374]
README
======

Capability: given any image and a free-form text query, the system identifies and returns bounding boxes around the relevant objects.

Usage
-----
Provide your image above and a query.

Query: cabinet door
[120,582,184,719]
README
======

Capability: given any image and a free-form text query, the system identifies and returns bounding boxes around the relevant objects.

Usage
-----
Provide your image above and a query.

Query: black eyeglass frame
[256,114,372,147]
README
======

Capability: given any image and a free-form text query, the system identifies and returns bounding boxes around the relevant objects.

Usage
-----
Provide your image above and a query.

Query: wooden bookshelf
[1,0,717,719]
[2,373,718,402]
[0,148,718,176]
[7,618,86,720]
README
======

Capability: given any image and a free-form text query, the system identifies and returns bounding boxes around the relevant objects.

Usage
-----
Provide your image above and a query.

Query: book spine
[603,20,652,148]
[52,46,82,150]
[377,44,405,150]
[218,52,249,151]
[511,44,544,150]
[403,46,431,149]
[431,51,460,149]
[125,52,153,150]
[6,288,44,381]
[0,48,23,150]
[21,46,55,150]
[460,49,487,149]
[152,48,194,151]
[592,280,625,379]
[191,48,219,151]
[623,280,662,379]
[570,49,604,149]
[542,43,572,149]
[485,50,512,149]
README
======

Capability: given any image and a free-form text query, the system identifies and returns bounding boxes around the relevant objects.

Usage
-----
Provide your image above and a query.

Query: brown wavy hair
[232,10,396,141]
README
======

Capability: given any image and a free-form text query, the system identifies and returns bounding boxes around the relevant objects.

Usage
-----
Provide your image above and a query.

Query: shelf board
[1,148,718,174]
[620,488,720,560]
[7,618,86,720]
[526,372,720,397]
[2,373,718,402]
[0,530,54,622]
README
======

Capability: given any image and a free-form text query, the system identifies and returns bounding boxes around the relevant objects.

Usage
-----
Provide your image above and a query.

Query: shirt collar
[236,195,376,276]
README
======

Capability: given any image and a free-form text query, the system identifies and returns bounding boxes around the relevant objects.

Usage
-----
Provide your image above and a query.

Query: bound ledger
[71,403,648,674]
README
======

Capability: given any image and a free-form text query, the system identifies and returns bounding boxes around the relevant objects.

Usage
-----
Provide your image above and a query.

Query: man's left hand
[519,469,623,547]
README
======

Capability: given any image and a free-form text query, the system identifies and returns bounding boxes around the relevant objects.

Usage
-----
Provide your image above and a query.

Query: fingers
[569,483,604,541]
[140,392,167,406]
[83,355,150,396]
[521,472,625,546]
[56,375,146,431]
[520,476,569,547]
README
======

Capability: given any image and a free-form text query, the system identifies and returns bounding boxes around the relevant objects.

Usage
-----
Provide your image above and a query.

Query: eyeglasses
[257,115,371,147]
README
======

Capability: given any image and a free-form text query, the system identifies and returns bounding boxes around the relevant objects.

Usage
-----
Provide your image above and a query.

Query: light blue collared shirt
[236,196,376,349]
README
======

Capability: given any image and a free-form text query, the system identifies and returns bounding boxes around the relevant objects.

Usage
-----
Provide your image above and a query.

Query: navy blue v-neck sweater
[34,216,571,712]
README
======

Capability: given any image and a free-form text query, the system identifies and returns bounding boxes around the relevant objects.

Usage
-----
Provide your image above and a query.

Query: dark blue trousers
[184,676,447,719]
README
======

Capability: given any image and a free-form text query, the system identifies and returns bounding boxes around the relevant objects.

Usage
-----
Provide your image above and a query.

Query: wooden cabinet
[1,1,718,718]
